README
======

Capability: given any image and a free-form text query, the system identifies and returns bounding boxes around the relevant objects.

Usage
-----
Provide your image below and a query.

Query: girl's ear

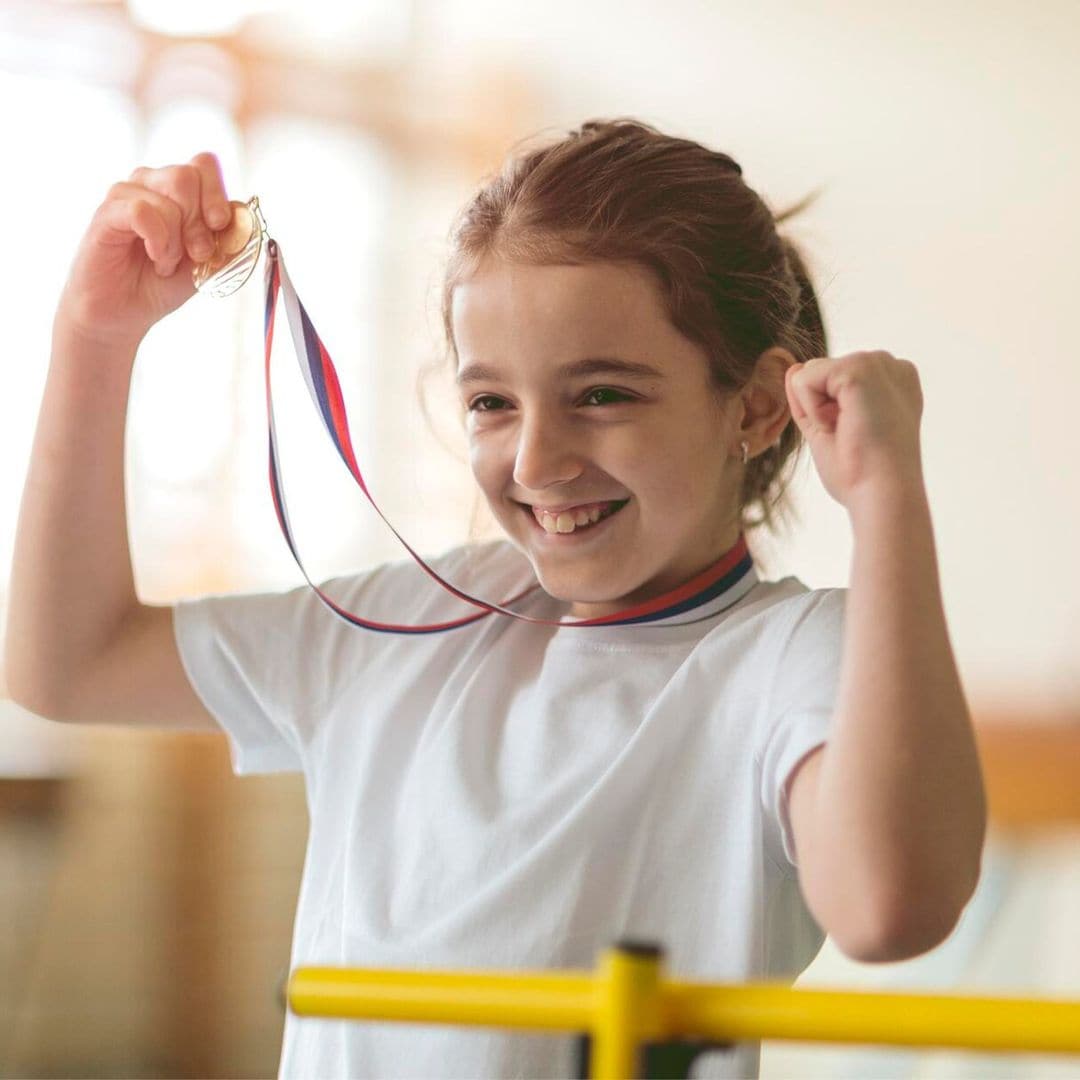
[739,348,798,447]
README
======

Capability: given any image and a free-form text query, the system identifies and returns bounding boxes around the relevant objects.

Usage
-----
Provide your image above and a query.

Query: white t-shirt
[173,538,847,1079]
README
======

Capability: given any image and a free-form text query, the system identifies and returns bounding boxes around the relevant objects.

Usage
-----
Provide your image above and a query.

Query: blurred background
[0,0,1078,1076]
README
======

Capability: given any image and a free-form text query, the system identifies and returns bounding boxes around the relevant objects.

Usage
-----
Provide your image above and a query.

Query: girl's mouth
[520,498,631,540]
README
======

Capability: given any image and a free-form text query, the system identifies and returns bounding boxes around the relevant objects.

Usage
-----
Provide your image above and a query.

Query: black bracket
[574,1033,735,1079]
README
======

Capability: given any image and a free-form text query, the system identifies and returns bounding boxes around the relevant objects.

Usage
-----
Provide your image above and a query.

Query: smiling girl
[6,118,987,1079]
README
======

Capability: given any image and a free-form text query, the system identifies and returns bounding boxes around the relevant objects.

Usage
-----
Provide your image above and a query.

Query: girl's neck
[566,530,751,624]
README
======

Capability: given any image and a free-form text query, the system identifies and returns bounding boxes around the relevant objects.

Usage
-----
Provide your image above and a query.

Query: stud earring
[740,441,749,465]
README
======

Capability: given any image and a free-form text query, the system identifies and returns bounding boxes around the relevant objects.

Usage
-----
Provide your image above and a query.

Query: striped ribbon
[261,238,756,634]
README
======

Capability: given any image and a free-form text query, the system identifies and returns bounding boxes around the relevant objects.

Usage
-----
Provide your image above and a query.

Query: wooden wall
[0,732,305,1079]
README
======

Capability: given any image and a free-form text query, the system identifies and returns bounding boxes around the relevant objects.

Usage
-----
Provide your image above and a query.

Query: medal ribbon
[261,238,755,633]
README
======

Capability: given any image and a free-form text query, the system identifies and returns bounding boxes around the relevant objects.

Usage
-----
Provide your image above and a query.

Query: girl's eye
[467,395,507,412]
[581,387,632,406]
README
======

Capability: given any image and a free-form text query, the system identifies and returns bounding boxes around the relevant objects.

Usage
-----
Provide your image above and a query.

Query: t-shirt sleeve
[758,586,847,874]
[172,571,379,777]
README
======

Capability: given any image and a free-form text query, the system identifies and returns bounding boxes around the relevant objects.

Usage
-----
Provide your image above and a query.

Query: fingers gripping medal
[192,199,757,633]
[192,196,267,298]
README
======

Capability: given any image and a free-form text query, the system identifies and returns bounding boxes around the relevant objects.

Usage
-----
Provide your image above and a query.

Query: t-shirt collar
[557,533,759,628]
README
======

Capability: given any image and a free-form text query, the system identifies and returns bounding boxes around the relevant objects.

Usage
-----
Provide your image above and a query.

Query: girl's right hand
[56,152,234,351]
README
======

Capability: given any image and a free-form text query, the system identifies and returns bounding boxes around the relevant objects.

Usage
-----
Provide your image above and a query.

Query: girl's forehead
[449,255,724,394]
[452,258,671,349]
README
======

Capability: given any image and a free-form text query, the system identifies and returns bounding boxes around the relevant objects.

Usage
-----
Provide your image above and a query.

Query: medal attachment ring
[192,195,268,298]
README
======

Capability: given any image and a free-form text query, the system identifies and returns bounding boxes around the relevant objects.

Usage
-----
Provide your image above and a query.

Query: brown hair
[432,116,828,539]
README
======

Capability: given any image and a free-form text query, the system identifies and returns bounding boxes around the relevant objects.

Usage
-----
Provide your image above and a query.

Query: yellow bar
[288,966,595,1031]
[289,966,1080,1058]
[664,982,1080,1055]
[592,946,664,1080]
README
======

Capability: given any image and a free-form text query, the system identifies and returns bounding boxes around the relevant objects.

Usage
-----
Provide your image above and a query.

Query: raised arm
[780,351,987,963]
[5,154,233,727]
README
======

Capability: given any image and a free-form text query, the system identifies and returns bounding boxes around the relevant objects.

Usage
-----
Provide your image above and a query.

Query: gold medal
[192,195,268,298]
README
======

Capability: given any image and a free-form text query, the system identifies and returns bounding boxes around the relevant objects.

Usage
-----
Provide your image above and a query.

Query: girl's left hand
[784,350,925,510]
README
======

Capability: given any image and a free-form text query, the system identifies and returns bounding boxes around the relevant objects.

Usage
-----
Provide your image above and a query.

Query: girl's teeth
[539,505,607,534]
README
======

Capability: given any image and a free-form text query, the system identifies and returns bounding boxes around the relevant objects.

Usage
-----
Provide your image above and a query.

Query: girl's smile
[521,496,631,539]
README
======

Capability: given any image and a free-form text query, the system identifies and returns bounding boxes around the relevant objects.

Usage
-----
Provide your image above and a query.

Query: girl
[6,118,987,1079]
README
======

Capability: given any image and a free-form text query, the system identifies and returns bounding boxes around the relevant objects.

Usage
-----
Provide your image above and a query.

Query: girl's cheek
[468,449,502,496]
[467,441,487,474]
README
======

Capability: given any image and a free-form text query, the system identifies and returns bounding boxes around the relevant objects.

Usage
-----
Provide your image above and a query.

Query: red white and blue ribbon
[261,238,758,634]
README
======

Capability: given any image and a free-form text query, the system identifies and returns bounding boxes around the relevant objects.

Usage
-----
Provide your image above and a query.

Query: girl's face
[453,255,746,619]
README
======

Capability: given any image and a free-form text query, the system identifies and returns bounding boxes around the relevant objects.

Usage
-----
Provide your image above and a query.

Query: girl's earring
[740,441,749,465]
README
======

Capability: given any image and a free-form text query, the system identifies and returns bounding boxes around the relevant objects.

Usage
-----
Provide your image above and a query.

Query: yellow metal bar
[662,982,1080,1056]
[289,949,1080,1066]
[288,965,595,1030]
[592,945,665,1080]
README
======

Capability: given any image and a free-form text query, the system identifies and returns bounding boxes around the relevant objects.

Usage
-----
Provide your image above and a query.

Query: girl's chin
[523,562,636,608]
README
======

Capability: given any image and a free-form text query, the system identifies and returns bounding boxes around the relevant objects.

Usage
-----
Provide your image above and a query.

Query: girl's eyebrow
[456,356,666,386]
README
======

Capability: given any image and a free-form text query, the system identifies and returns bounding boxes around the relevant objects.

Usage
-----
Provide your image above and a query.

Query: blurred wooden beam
[0,777,67,817]
[974,715,1080,829]
[0,1,539,175]
[160,732,230,1078]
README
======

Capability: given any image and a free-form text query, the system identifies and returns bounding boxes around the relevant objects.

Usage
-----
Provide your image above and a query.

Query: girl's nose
[512,417,584,492]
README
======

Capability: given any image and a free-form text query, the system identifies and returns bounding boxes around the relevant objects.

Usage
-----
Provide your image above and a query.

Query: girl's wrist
[52,307,144,367]
[846,470,930,529]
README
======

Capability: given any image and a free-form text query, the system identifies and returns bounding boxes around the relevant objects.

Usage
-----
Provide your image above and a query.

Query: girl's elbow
[834,884,975,964]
